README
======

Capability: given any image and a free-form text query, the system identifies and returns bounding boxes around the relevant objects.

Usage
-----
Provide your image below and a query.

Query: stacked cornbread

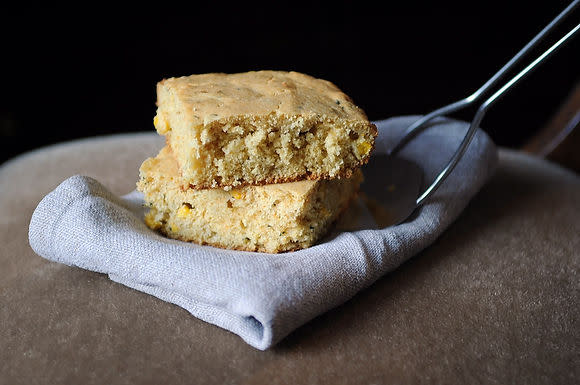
[137,71,377,253]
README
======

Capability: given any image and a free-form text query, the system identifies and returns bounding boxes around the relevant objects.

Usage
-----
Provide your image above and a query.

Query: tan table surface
[1,133,578,384]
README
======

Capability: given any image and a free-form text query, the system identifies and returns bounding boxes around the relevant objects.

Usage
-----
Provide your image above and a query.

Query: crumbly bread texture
[154,70,377,189]
[137,147,363,253]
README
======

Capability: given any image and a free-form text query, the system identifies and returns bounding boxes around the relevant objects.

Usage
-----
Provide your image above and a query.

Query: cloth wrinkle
[28,116,498,350]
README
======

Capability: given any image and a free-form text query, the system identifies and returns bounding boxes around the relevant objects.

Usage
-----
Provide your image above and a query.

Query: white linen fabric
[29,116,498,350]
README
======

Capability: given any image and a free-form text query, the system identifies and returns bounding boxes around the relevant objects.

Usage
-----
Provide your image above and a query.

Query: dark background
[2,1,579,165]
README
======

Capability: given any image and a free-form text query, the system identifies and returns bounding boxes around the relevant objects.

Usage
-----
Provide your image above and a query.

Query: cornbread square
[137,147,363,253]
[154,70,377,189]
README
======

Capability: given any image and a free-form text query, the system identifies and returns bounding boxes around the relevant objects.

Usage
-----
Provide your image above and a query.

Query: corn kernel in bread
[154,70,376,189]
[137,147,363,253]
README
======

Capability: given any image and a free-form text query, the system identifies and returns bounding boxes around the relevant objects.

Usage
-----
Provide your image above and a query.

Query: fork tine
[415,21,580,206]
[389,99,469,156]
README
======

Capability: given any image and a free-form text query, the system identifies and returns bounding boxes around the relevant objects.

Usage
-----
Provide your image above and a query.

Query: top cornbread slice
[154,70,377,189]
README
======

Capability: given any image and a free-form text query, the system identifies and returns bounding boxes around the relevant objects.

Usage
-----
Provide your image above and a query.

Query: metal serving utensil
[375,0,580,226]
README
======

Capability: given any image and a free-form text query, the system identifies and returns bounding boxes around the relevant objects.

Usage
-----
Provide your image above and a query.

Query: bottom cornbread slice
[137,147,362,253]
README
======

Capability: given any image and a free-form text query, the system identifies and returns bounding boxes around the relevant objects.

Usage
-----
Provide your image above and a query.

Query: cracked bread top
[154,70,373,132]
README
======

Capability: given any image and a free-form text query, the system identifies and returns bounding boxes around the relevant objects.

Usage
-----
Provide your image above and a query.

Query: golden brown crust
[369,122,379,138]
[157,229,303,253]
[156,71,371,125]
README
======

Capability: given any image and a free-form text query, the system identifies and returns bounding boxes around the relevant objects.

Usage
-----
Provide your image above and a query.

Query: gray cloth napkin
[29,116,498,350]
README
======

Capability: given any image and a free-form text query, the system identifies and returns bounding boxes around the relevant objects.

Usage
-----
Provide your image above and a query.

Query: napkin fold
[29,116,498,350]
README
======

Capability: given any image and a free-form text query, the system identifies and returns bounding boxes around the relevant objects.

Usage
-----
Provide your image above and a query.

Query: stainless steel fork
[390,0,580,209]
